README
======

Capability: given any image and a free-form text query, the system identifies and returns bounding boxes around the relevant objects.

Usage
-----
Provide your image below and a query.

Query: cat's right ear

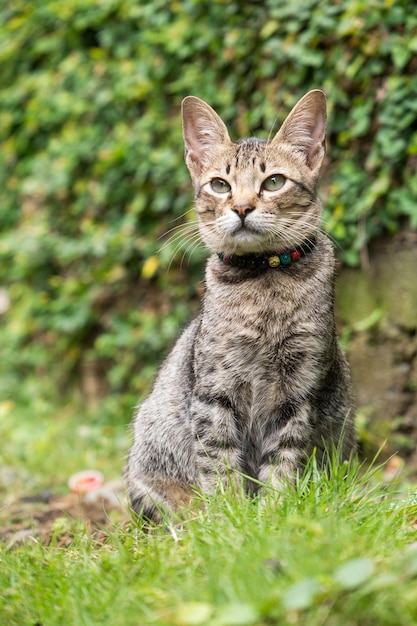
[182,96,232,176]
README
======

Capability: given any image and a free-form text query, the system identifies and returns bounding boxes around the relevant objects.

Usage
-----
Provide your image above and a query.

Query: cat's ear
[272,89,327,173]
[182,96,232,176]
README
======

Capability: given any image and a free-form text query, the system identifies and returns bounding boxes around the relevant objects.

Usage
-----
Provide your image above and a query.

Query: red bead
[290,249,301,262]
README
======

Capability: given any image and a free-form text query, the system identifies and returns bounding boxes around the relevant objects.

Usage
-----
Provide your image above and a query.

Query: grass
[1,397,417,625]
[0,396,127,495]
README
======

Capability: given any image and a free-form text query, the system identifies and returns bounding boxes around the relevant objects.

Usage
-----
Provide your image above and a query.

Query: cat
[126,89,356,522]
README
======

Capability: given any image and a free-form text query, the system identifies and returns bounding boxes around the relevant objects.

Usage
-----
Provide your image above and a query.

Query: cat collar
[217,235,317,270]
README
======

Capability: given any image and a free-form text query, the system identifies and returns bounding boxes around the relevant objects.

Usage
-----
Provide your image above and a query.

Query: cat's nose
[232,204,255,224]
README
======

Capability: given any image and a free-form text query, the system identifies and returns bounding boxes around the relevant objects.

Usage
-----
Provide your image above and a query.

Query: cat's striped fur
[126,90,356,522]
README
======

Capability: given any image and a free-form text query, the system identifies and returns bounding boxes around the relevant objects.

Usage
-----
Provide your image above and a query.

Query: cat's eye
[210,178,231,194]
[262,174,286,192]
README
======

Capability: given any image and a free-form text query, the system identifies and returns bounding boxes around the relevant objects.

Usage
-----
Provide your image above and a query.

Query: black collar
[217,235,317,270]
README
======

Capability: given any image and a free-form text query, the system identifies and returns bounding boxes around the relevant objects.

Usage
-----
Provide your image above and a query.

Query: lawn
[1,397,417,626]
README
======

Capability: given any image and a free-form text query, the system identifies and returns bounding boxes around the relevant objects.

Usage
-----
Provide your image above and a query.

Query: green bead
[280,252,292,265]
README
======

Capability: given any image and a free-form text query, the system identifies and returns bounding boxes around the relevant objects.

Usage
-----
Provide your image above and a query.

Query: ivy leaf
[215,603,259,625]
[283,578,320,610]
[174,602,213,625]
[333,558,375,590]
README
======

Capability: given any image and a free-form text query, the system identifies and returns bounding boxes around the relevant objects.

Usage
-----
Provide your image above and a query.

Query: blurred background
[1,0,417,492]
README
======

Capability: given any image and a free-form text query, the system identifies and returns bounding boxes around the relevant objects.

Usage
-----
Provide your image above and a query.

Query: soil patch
[1,486,128,549]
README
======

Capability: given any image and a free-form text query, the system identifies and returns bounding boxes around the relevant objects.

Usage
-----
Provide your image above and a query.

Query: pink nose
[232,204,255,223]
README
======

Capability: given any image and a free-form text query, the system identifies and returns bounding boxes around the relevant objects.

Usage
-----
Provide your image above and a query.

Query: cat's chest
[194,261,329,412]
[198,275,318,374]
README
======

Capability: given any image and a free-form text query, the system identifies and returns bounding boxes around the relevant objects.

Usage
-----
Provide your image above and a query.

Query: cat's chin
[213,235,289,256]
[210,230,275,255]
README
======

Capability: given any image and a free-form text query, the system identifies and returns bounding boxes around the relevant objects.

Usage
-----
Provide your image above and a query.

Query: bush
[1,0,417,411]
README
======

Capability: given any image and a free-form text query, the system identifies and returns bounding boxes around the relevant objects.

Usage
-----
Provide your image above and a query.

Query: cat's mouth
[233,223,257,234]
[224,224,274,253]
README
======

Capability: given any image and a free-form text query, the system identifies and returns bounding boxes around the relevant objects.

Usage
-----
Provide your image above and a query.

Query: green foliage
[1,0,417,405]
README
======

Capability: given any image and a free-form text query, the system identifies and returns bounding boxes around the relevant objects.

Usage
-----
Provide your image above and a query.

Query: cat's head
[181,90,326,256]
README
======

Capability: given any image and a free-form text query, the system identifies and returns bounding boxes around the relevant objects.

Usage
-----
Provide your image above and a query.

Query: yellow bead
[268,255,281,268]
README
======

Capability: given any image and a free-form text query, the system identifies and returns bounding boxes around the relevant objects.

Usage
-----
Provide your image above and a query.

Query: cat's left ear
[182,96,232,176]
[272,89,327,173]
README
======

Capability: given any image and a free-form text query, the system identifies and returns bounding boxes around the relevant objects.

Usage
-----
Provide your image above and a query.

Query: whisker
[266,112,280,144]
[165,207,195,225]
[178,236,206,269]
[320,223,343,252]
[153,213,206,270]
[166,233,203,271]
[158,221,200,242]
[158,222,200,249]
[263,106,285,162]
[262,221,320,251]
[158,233,199,256]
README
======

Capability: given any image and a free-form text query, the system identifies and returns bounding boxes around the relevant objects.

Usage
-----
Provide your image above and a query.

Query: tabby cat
[126,89,356,522]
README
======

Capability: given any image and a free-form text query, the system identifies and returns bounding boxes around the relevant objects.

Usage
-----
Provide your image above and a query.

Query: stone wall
[336,228,417,471]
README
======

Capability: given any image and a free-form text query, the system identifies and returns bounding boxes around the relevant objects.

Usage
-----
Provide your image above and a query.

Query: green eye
[210,178,231,194]
[262,174,286,192]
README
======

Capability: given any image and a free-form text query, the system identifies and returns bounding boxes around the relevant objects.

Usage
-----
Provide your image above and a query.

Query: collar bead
[217,236,317,270]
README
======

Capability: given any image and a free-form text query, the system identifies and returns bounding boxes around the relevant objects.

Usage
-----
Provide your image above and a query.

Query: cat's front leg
[127,475,196,524]
[190,392,245,494]
[258,400,314,492]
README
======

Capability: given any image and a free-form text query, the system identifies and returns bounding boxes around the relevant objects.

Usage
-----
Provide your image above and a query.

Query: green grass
[1,400,417,625]
[0,396,128,495]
